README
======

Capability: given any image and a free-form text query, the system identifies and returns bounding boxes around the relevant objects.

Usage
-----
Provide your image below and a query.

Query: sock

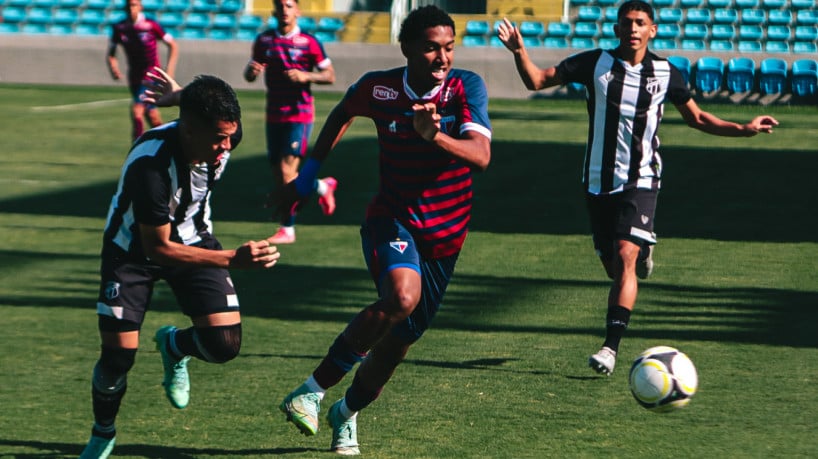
[312,334,366,390]
[602,305,631,353]
[316,178,328,196]
[337,397,358,420]
[279,225,295,236]
[92,422,116,439]
[304,375,326,400]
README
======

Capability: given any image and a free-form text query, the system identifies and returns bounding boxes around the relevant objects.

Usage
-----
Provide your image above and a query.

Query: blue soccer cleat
[154,325,191,409]
[79,434,116,459]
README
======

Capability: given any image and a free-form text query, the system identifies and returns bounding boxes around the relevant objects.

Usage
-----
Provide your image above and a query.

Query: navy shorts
[96,236,239,331]
[586,188,658,261]
[360,217,458,344]
[265,122,312,163]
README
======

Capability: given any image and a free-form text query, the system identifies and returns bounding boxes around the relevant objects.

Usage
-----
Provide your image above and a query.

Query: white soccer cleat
[589,346,617,376]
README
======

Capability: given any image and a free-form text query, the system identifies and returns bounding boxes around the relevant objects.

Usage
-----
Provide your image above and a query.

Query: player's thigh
[586,189,658,260]
[360,217,421,294]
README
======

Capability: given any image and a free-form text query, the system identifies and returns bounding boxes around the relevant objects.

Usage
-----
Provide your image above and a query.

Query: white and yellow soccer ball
[628,346,698,412]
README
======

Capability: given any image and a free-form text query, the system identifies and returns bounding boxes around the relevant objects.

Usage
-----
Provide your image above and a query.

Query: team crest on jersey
[389,240,409,254]
[373,85,399,100]
[104,281,121,300]
[389,121,397,133]
[645,77,661,95]
[442,87,453,104]
[641,214,650,224]
[288,48,303,62]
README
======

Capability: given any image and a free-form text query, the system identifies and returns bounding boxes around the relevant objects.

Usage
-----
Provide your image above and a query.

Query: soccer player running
[277,5,491,455]
[107,0,178,142]
[497,0,778,376]
[244,0,337,244]
[79,74,281,459]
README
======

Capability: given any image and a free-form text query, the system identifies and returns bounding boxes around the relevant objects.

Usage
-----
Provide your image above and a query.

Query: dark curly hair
[617,0,655,22]
[180,75,241,126]
[398,5,455,44]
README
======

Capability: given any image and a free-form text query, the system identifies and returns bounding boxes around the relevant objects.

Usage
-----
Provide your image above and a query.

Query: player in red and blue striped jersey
[277,5,491,455]
[107,0,178,142]
[244,0,336,244]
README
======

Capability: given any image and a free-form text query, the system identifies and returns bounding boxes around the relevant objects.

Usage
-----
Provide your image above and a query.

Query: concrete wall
[0,35,804,100]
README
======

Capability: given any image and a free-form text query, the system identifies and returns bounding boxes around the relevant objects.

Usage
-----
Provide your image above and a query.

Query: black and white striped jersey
[102,121,234,261]
[556,49,691,195]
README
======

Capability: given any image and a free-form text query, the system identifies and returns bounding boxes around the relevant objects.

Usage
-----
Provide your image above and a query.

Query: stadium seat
[709,39,735,51]
[315,30,338,43]
[761,0,786,8]
[180,28,206,39]
[657,23,681,40]
[713,8,739,24]
[21,23,48,35]
[767,25,792,41]
[765,41,790,53]
[489,36,505,47]
[208,28,233,40]
[544,37,569,48]
[681,39,706,51]
[680,0,704,7]
[707,0,733,7]
[794,25,818,42]
[726,57,755,93]
[791,0,815,8]
[768,10,793,25]
[791,59,818,97]
[695,56,724,93]
[52,9,79,25]
[107,10,126,24]
[298,16,317,33]
[267,16,279,29]
[32,0,57,7]
[577,6,602,22]
[652,0,677,7]
[462,35,488,47]
[7,0,31,6]
[686,8,712,24]
[74,23,101,35]
[26,8,52,24]
[598,37,619,48]
[738,25,763,40]
[570,37,596,49]
[239,14,263,31]
[58,0,83,7]
[522,36,541,48]
[191,0,217,13]
[164,0,189,11]
[652,38,678,50]
[604,7,619,22]
[519,21,545,38]
[740,9,766,25]
[465,20,490,36]
[737,40,762,52]
[596,0,618,6]
[185,12,211,30]
[212,13,237,30]
[793,41,818,53]
[141,0,163,12]
[796,10,818,25]
[658,8,683,23]
[570,0,592,5]
[758,58,788,95]
[600,22,616,37]
[236,28,258,41]
[318,17,345,33]
[0,23,20,34]
[85,0,109,9]
[78,9,106,26]
[735,0,759,7]
[219,0,242,14]
[668,55,691,85]
[573,22,600,38]
[158,11,184,29]
[547,22,571,38]
[49,24,73,35]
[1,6,26,23]
[683,24,708,40]
[710,24,736,40]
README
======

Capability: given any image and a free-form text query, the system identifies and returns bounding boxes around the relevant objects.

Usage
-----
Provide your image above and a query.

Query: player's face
[125,0,142,21]
[182,119,238,165]
[614,10,656,53]
[402,25,455,95]
[273,0,299,31]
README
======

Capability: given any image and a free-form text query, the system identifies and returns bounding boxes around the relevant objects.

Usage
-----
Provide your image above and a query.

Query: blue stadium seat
[601,22,615,37]
[49,23,74,35]
[759,58,788,95]
[767,25,791,41]
[544,37,569,48]
[794,25,818,41]
[212,13,237,30]
[668,55,691,85]
[180,28,206,39]
[713,8,738,24]
[267,16,279,29]
[465,20,490,36]
[680,0,703,7]
[573,22,600,38]
[657,23,681,39]
[793,41,818,53]
[681,39,706,51]
[652,0,678,7]
[318,17,345,33]
[737,40,763,52]
[577,6,602,22]
[709,39,735,51]
[26,8,53,24]
[547,22,571,38]
[735,0,759,7]
[596,0,618,6]
[598,37,619,48]
[686,8,712,24]
[695,56,724,93]
[791,0,815,8]
[570,0,592,5]
[658,8,683,23]
[710,24,735,40]
[796,10,818,25]
[765,41,790,53]
[22,23,48,34]
[141,0,163,12]
[1,6,26,23]
[85,0,109,9]
[683,23,708,40]
[107,10,126,24]
[604,7,618,22]
[738,24,763,40]
[519,21,545,37]
[7,0,31,6]
[761,0,786,8]
[219,0,242,14]
[652,38,678,50]
[164,0,189,11]
[78,9,106,26]
[740,9,766,25]
[315,30,339,43]
[298,16,317,33]
[494,20,513,34]
[522,36,541,48]
[707,0,733,7]
[75,23,101,35]
[462,35,487,47]
[236,28,258,41]
[570,37,596,49]
[191,0,217,13]
[158,11,184,29]
[726,57,755,93]
[186,12,211,29]
[58,0,83,7]
[239,14,263,32]
[0,23,20,34]
[489,36,505,47]
[52,9,79,25]
[791,59,818,97]
[767,10,793,25]
[32,0,57,7]
[208,28,234,40]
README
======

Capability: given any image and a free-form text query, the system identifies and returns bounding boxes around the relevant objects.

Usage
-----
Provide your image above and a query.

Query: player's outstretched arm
[164,38,179,78]
[143,67,182,107]
[496,17,561,91]
[677,99,779,137]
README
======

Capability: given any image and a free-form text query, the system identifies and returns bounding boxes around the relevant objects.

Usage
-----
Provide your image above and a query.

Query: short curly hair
[180,75,241,126]
[398,5,455,44]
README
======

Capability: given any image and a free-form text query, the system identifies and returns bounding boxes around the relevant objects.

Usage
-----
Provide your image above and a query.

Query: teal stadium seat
[185,12,211,29]
[141,0,163,12]
[683,23,708,40]
[793,41,817,53]
[75,24,101,35]
[107,10,126,24]
[26,8,53,24]
[791,59,818,97]
[657,23,681,40]
[767,25,791,41]
[462,35,488,47]
[32,0,57,7]
[681,39,706,51]
[519,21,545,38]
[737,40,763,52]
[599,37,619,48]
[652,0,677,7]
[465,20,490,36]
[267,16,279,29]
[796,10,818,25]
[577,6,602,21]
[237,28,257,41]
[708,0,733,7]
[794,25,818,42]
[740,9,766,25]
[571,37,596,48]
[0,23,20,33]
[573,22,600,38]
[544,37,568,48]
[522,36,541,47]
[212,13,237,30]
[180,28,206,39]
[53,9,79,25]
[695,56,724,93]
[219,0,242,14]
[791,0,815,8]
[547,22,571,38]
[601,22,615,38]
[192,0,217,13]
[658,8,683,23]
[239,14,263,32]
[208,28,234,40]
[710,39,735,51]
[710,24,735,40]
[314,30,338,43]
[604,7,618,22]
[761,0,786,8]
[49,23,73,35]
[158,11,184,29]
[759,58,788,95]
[298,16,317,33]
[738,24,763,40]
[735,0,759,7]
[58,0,83,7]
[79,9,106,26]
[686,8,712,24]
[22,23,48,34]
[768,10,793,25]
[85,0,109,10]
[490,36,505,47]
[726,57,755,93]
[652,38,678,50]
[164,0,189,12]
[318,17,345,33]
[713,8,738,24]
[765,41,790,53]
[680,0,703,7]
[1,6,26,23]
[667,55,691,86]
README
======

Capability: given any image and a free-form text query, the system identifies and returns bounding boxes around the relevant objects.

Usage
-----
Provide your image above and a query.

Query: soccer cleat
[328,400,360,456]
[155,325,191,409]
[636,245,654,280]
[279,384,321,436]
[589,346,617,376]
[268,227,296,244]
[79,434,116,459]
[318,177,338,216]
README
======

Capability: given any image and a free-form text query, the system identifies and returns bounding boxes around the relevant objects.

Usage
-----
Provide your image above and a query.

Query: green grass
[0,83,816,458]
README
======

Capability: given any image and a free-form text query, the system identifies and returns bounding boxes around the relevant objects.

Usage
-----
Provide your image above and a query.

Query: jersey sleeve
[555,49,603,86]
[311,36,332,70]
[340,73,372,118]
[126,159,172,227]
[666,64,692,106]
[458,71,492,139]
[250,35,266,63]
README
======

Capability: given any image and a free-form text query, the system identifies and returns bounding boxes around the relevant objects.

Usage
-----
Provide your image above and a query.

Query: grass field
[0,83,816,459]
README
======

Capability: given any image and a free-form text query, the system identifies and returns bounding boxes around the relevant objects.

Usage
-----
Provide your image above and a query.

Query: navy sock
[602,305,631,353]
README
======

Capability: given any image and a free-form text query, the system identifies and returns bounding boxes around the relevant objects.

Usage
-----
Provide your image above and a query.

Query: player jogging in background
[497,0,778,376]
[107,0,178,142]
[79,74,281,459]
[277,5,491,455]
[244,0,337,244]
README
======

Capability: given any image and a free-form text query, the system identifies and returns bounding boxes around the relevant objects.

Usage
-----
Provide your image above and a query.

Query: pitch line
[31,98,131,112]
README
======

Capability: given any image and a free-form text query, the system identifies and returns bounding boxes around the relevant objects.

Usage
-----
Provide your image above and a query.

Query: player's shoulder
[448,68,486,84]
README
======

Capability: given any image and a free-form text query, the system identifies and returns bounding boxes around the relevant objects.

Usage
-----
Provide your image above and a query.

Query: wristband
[294,157,321,197]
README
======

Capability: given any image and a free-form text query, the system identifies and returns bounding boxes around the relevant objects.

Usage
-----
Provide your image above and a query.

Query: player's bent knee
[193,323,242,363]
[95,347,137,392]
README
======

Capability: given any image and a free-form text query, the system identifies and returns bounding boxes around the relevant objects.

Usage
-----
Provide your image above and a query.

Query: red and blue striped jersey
[341,67,492,258]
[109,14,170,90]
[251,27,331,123]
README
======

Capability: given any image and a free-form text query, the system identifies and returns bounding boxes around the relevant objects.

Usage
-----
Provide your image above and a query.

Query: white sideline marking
[31,98,131,112]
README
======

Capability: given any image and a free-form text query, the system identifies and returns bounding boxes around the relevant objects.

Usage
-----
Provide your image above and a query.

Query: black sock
[602,305,631,353]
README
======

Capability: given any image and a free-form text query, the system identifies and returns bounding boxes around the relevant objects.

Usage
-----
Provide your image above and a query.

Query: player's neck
[278,23,296,36]
[616,46,647,66]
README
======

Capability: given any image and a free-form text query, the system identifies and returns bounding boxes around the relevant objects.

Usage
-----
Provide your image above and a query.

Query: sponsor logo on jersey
[373,85,399,100]
[389,240,408,254]
[293,35,310,46]
[104,281,121,300]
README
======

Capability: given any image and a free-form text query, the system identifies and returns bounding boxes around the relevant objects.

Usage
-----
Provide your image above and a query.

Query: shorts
[96,236,239,331]
[360,217,458,344]
[586,188,658,262]
[130,83,157,109]
[266,122,312,163]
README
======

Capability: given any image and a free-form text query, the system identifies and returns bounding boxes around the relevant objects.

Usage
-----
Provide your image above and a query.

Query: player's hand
[143,67,182,107]
[109,66,122,81]
[412,103,441,142]
[284,69,310,84]
[497,17,523,53]
[746,115,779,135]
[244,60,264,81]
[231,239,280,269]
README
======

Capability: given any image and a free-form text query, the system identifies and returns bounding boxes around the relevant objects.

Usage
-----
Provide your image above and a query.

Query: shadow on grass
[0,438,323,458]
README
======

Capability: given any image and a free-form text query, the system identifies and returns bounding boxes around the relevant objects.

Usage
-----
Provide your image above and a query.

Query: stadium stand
[667,55,691,86]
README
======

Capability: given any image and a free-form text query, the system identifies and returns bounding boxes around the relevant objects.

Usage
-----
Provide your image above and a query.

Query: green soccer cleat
[279,384,321,436]
[154,325,191,409]
[328,400,360,456]
[79,434,116,459]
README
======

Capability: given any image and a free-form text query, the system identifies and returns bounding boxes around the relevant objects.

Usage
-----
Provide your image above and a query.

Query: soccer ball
[628,346,698,412]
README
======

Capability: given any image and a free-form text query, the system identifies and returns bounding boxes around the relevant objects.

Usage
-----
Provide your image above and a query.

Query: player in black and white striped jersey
[497,0,777,376]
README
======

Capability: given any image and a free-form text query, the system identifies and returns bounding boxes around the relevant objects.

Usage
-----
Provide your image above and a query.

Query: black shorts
[586,188,658,261]
[96,237,239,330]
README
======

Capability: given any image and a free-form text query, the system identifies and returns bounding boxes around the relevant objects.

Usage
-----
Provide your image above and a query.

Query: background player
[107,0,178,142]
[276,5,491,455]
[244,0,337,244]
[497,0,778,376]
